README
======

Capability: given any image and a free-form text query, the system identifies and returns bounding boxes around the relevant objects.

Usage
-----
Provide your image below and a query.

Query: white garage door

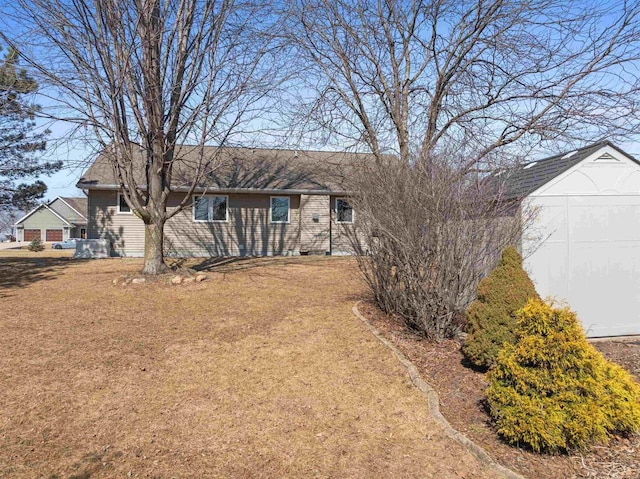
[525,195,640,337]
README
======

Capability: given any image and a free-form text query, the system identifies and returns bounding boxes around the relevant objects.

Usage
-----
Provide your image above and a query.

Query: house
[503,141,640,337]
[76,146,371,258]
[14,196,88,242]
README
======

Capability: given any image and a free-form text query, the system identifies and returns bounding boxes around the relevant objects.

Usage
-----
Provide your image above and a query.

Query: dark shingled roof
[77,146,382,193]
[498,141,639,199]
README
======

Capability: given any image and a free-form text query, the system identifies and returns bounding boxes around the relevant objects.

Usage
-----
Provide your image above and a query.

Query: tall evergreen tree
[0,46,58,212]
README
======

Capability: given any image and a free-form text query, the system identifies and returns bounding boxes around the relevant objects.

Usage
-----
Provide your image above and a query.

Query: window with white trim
[193,195,228,222]
[270,196,290,223]
[117,192,131,214]
[336,198,354,223]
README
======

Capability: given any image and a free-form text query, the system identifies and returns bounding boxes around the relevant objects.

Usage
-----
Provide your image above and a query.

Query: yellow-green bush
[487,298,640,453]
[28,237,44,252]
[462,246,539,369]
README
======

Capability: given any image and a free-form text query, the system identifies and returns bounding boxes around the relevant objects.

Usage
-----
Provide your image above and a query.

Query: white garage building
[507,141,640,337]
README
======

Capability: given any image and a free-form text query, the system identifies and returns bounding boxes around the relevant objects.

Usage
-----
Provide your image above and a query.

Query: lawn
[361,303,640,479]
[0,251,500,478]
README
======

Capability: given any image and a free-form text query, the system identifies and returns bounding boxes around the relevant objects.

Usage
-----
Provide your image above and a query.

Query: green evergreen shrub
[462,246,538,368]
[487,298,640,453]
[28,237,44,252]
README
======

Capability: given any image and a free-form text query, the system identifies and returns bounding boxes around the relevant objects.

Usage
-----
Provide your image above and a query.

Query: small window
[194,196,209,221]
[270,196,290,223]
[118,192,131,213]
[193,195,228,222]
[211,196,227,221]
[336,198,353,223]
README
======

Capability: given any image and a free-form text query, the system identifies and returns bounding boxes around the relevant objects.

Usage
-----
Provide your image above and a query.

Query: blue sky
[33,121,92,201]
[12,0,640,202]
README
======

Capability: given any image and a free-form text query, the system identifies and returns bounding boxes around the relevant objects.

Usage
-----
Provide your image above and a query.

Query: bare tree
[286,0,640,163]
[2,0,284,273]
[284,0,640,338]
[0,208,21,239]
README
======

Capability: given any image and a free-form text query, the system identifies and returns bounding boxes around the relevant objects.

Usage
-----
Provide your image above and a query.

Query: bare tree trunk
[142,220,167,275]
[4,0,286,274]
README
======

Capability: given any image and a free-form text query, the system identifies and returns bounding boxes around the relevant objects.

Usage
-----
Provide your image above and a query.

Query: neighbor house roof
[14,203,72,226]
[58,197,88,220]
[77,146,382,194]
[497,141,640,199]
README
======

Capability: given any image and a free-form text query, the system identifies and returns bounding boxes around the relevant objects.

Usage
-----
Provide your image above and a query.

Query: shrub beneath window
[28,237,44,252]
[487,298,640,453]
[462,246,538,369]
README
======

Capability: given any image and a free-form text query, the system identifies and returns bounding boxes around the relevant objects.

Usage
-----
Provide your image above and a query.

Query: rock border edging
[352,300,525,479]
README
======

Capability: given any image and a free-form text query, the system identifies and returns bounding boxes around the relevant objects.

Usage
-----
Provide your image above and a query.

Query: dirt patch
[359,302,640,479]
[596,339,640,380]
[0,253,503,478]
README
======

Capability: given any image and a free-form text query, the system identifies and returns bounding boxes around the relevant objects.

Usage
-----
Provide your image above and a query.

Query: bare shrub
[350,159,529,340]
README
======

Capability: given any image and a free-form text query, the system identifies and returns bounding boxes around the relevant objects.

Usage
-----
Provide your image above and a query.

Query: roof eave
[76,182,353,196]
[14,203,72,226]
[13,204,46,226]
[526,142,631,198]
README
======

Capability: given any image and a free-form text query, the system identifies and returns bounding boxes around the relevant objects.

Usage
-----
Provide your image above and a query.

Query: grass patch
[0,252,498,478]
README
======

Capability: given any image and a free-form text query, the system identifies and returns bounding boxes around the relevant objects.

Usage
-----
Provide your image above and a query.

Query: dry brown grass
[360,302,640,479]
[0,252,499,478]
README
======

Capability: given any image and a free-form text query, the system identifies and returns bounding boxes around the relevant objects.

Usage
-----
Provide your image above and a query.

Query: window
[193,195,228,222]
[118,192,131,214]
[194,196,209,221]
[270,196,290,223]
[336,198,354,223]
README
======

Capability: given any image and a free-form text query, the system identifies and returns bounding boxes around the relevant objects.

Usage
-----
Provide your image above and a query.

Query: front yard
[0,251,499,478]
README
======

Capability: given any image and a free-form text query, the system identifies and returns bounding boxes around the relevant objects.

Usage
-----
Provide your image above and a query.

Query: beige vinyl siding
[21,208,67,231]
[299,194,330,254]
[330,196,364,254]
[89,190,145,255]
[165,193,301,256]
[88,189,373,257]
[49,198,86,224]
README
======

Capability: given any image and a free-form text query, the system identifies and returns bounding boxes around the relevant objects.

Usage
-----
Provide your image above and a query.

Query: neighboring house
[14,197,88,242]
[76,146,372,258]
[502,141,640,337]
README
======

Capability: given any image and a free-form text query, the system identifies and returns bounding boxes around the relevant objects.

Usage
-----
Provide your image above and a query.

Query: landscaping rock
[171,275,183,285]
[195,274,207,282]
[131,278,146,284]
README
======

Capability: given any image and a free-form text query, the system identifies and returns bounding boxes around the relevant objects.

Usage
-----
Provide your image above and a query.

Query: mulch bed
[359,302,640,479]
